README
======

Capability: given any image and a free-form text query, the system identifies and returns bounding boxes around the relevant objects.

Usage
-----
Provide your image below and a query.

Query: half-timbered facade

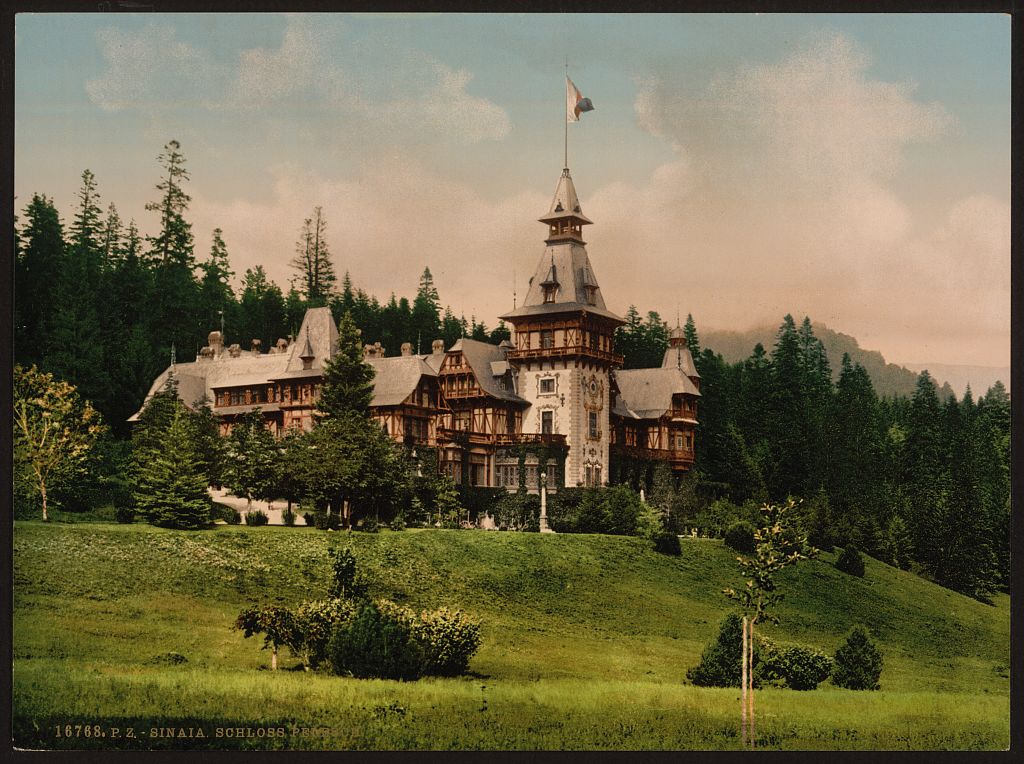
[131,163,699,491]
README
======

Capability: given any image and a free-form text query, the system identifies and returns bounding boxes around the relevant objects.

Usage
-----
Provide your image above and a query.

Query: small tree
[724,499,815,748]
[835,544,866,577]
[433,473,465,528]
[832,625,883,690]
[132,405,212,529]
[13,365,105,521]
[687,613,745,687]
[317,311,374,420]
[223,410,277,511]
[235,605,299,671]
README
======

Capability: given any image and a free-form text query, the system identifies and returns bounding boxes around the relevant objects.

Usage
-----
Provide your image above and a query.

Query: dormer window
[584,285,598,305]
[543,285,557,303]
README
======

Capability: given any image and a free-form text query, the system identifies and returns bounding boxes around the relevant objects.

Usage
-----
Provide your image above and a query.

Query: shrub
[494,491,539,532]
[412,606,482,676]
[360,515,380,533]
[832,625,883,690]
[302,512,315,527]
[245,509,269,527]
[282,508,296,527]
[227,509,242,525]
[313,510,341,530]
[328,546,369,601]
[758,640,833,690]
[327,602,424,680]
[636,501,664,540]
[652,530,681,556]
[114,505,135,524]
[389,515,406,531]
[289,597,357,670]
[835,545,865,577]
[724,521,756,553]
[687,613,758,687]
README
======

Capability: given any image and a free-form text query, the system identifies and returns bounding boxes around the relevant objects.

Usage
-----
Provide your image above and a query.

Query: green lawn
[12,522,1010,750]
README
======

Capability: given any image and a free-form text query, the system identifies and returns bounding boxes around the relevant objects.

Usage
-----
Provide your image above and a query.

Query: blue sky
[15,13,1011,368]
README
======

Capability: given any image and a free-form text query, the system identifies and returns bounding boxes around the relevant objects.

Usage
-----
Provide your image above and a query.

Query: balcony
[508,345,623,365]
[494,432,568,447]
[612,443,695,466]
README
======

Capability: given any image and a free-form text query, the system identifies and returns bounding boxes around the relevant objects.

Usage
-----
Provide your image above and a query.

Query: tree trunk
[749,619,756,749]
[741,615,748,748]
[40,480,49,522]
[271,645,278,671]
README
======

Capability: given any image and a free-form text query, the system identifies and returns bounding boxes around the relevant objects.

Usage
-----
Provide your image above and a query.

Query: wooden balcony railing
[494,433,568,447]
[508,345,623,365]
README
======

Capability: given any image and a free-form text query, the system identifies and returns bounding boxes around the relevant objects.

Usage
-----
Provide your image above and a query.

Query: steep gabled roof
[286,306,339,372]
[448,338,527,404]
[367,355,437,407]
[612,367,700,420]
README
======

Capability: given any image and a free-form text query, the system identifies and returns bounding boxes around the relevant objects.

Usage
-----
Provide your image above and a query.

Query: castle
[130,165,700,491]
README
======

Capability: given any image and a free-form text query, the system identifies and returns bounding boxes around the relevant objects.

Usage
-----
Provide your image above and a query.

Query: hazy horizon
[15,13,1010,369]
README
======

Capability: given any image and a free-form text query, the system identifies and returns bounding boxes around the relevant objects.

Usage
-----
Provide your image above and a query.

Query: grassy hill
[12,522,1009,750]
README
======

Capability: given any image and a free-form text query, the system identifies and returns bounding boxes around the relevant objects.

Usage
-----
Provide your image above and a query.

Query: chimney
[275,338,288,353]
[208,330,224,357]
[363,344,375,359]
[432,339,445,354]
[250,338,262,356]
[375,341,384,357]
[198,346,214,362]
[400,342,412,357]
[227,343,242,358]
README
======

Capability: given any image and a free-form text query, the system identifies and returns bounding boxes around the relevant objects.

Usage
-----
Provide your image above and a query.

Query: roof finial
[170,342,176,368]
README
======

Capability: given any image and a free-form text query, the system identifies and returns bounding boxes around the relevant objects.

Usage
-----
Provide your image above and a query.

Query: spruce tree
[317,311,375,419]
[145,140,194,267]
[16,194,66,366]
[683,313,700,358]
[291,207,336,304]
[198,228,235,340]
[223,410,277,511]
[132,403,212,529]
[411,267,442,350]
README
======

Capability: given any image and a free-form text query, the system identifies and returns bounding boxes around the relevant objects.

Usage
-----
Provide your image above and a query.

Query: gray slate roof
[448,338,527,404]
[367,355,437,406]
[662,344,700,378]
[612,367,700,420]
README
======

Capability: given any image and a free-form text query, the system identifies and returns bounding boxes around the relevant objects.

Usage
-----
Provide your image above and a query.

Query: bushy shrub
[289,597,357,670]
[653,530,681,556]
[245,509,269,526]
[376,600,482,677]
[360,515,380,533]
[328,546,369,601]
[694,498,758,538]
[832,625,883,690]
[228,509,242,525]
[114,505,135,524]
[835,545,865,577]
[327,602,424,680]
[302,512,315,527]
[282,508,296,527]
[757,639,833,690]
[494,491,540,532]
[636,501,664,540]
[687,613,754,687]
[389,515,406,531]
[313,510,341,530]
[547,487,587,532]
[724,521,756,553]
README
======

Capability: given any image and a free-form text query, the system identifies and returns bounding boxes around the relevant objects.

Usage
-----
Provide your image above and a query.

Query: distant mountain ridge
[701,323,960,400]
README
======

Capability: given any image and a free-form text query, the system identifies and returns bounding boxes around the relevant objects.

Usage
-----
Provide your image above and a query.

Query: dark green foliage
[245,510,269,527]
[223,410,277,510]
[327,602,424,681]
[652,531,681,556]
[388,516,406,531]
[114,506,135,524]
[614,306,670,369]
[757,639,833,690]
[832,625,883,690]
[835,545,865,577]
[724,521,755,553]
[227,509,242,525]
[360,516,380,533]
[234,605,298,669]
[302,512,315,528]
[687,613,752,687]
[289,598,357,670]
[318,311,375,419]
[290,207,336,304]
[131,403,212,530]
[494,491,540,531]
[328,547,369,601]
[282,509,296,527]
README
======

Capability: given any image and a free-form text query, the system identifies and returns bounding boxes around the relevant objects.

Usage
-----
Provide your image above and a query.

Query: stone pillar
[539,471,555,533]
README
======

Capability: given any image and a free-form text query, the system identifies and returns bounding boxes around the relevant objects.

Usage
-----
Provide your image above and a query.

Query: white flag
[566,76,594,123]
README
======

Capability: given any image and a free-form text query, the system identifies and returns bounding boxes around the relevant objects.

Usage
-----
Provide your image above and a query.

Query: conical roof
[538,168,593,225]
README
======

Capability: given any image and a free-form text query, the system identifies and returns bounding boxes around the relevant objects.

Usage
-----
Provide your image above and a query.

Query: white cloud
[87,17,510,144]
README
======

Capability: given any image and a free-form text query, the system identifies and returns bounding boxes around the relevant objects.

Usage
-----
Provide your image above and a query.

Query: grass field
[12,521,1010,750]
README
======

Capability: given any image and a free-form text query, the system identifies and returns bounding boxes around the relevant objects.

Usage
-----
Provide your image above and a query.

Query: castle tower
[500,168,624,488]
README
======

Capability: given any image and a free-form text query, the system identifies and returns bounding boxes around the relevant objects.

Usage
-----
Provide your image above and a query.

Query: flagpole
[564,60,569,170]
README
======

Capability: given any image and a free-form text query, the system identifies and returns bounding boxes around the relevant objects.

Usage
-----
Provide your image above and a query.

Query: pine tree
[411,267,442,349]
[132,403,212,529]
[198,228,235,342]
[237,266,287,349]
[16,194,66,366]
[441,306,463,350]
[683,313,701,358]
[99,201,124,269]
[317,311,375,419]
[290,207,336,305]
[145,140,194,267]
